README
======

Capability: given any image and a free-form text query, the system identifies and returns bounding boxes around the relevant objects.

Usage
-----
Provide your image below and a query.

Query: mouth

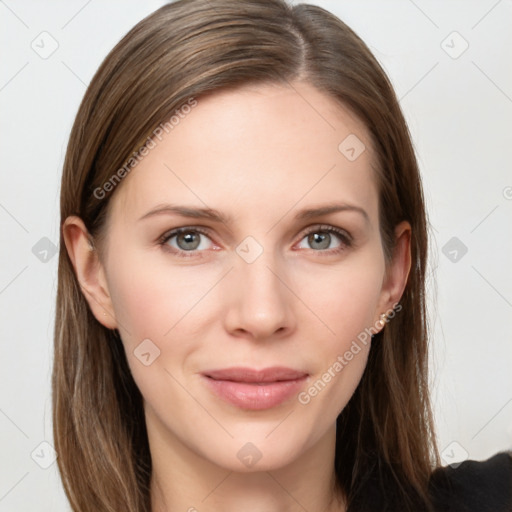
[201,366,309,410]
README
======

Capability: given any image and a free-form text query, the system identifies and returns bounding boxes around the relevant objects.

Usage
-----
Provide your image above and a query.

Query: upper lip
[203,366,308,383]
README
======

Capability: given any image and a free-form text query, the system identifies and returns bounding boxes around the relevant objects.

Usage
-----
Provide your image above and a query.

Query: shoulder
[428,451,512,512]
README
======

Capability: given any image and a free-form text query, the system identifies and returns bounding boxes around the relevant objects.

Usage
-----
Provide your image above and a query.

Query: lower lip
[202,375,307,410]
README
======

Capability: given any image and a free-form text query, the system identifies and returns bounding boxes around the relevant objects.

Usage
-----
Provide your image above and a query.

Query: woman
[53,0,512,510]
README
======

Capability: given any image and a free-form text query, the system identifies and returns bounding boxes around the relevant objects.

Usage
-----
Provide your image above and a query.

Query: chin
[196,428,314,473]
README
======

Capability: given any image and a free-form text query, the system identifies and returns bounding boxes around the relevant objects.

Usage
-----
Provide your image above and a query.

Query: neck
[147,412,346,512]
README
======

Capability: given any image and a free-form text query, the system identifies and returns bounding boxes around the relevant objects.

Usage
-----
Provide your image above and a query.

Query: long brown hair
[53,1,440,510]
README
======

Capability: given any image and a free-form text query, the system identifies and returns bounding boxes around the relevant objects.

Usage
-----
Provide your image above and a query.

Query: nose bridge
[226,243,294,337]
[241,252,282,300]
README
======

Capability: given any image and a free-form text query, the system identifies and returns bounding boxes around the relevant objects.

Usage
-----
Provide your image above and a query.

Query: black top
[347,451,512,511]
[429,451,512,511]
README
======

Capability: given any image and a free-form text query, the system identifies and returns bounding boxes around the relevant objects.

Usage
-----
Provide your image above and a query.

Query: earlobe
[62,216,117,330]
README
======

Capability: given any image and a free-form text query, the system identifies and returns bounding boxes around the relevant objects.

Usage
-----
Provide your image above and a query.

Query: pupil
[177,232,200,250]
[309,232,330,250]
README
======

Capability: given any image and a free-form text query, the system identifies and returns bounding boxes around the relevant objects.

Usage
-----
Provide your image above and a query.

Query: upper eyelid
[298,224,352,244]
[303,224,350,236]
[160,226,214,244]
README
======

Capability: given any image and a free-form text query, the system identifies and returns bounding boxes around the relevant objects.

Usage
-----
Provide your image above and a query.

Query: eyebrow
[138,202,369,224]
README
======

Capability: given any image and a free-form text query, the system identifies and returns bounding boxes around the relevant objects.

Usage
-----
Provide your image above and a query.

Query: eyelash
[157,224,352,258]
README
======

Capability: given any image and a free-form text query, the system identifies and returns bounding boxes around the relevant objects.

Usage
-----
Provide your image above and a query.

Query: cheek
[106,251,223,352]
[105,256,224,410]
[292,251,384,410]
[103,253,235,456]
[294,270,378,427]
[297,254,385,345]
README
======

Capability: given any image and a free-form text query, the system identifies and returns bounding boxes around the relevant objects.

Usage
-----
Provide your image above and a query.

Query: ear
[62,215,117,330]
[374,220,411,330]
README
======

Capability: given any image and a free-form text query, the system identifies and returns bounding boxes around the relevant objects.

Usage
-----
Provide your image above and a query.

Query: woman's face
[69,81,410,472]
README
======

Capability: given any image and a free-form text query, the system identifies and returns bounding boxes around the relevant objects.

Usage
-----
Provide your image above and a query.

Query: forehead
[110,81,378,226]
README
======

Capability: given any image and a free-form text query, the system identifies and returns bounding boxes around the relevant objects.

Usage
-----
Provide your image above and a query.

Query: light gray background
[1,0,511,510]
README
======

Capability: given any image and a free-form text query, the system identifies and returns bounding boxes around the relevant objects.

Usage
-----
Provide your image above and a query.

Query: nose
[223,253,296,340]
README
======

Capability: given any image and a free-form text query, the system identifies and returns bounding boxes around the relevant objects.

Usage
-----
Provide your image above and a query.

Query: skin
[63,81,411,512]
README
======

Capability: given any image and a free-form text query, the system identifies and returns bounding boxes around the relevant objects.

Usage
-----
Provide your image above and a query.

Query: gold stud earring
[379,313,387,326]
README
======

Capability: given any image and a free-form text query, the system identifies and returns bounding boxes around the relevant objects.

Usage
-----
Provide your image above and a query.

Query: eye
[159,227,215,255]
[296,225,351,252]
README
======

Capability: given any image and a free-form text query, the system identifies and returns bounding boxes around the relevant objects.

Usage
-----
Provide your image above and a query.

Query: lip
[202,366,309,410]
